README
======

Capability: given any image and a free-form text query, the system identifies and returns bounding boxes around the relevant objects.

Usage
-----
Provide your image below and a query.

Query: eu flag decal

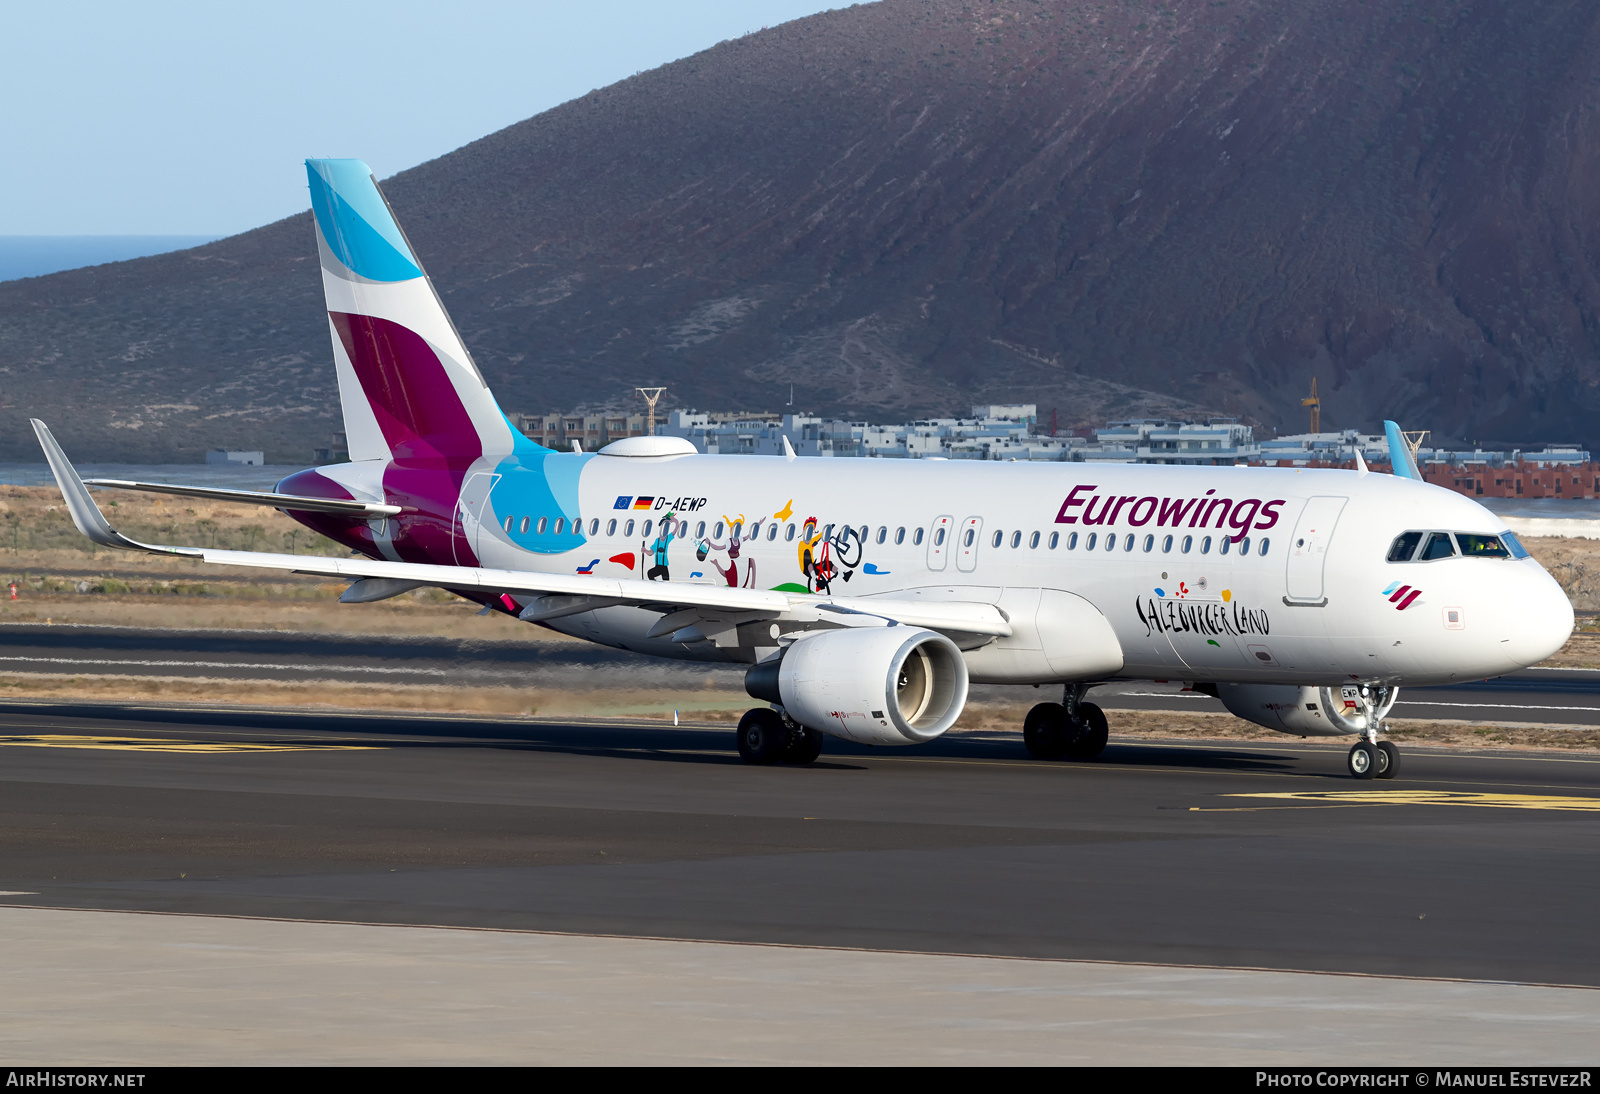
[614,496,633,510]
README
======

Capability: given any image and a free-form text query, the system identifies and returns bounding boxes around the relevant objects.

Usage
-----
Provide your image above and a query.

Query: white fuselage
[386,451,1574,688]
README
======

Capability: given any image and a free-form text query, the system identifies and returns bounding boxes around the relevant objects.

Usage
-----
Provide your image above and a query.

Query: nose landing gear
[1327,684,1401,780]
[1023,684,1109,761]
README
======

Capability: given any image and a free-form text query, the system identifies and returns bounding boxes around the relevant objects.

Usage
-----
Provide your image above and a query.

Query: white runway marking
[0,655,447,676]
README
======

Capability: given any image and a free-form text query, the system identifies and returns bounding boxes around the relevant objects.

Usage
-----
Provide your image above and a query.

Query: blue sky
[1,1,846,236]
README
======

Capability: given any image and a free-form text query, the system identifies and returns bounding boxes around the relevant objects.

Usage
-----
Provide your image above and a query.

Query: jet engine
[1211,682,1398,737]
[745,627,969,746]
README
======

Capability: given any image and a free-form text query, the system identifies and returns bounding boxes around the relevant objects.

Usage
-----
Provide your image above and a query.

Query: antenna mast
[1301,378,1321,434]
[635,387,666,435]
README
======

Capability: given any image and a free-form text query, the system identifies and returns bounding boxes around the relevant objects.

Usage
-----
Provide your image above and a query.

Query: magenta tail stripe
[1398,590,1422,610]
[330,311,482,462]
[1389,585,1412,603]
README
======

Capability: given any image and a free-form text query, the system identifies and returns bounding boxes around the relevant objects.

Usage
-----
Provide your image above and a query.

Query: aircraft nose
[1500,566,1575,669]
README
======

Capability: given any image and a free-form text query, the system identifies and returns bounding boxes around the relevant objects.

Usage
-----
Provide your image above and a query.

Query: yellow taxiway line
[0,734,381,753]
[1219,790,1600,812]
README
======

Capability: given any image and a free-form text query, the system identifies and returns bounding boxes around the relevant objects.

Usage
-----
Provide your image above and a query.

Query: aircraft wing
[32,419,1011,642]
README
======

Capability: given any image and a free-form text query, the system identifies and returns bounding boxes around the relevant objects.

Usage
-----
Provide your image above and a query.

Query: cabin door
[1284,496,1347,605]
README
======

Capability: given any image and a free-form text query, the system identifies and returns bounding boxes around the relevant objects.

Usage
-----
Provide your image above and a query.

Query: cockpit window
[1418,532,1457,561]
[1387,532,1423,562]
[1456,533,1511,558]
[1501,531,1531,559]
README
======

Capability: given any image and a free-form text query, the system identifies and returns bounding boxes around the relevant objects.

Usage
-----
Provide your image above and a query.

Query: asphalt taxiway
[3,630,1598,1061]
[1,701,1596,985]
[3,622,1600,725]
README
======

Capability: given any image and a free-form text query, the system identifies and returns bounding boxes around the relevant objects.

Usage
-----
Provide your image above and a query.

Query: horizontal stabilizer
[83,478,401,516]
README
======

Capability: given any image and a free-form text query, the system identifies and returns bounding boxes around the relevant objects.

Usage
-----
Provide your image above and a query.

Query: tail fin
[307,159,530,463]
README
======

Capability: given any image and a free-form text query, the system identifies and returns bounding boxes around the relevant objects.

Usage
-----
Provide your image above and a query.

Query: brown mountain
[3,0,1599,462]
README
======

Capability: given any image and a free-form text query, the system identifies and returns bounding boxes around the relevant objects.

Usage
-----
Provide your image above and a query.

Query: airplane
[30,159,1575,779]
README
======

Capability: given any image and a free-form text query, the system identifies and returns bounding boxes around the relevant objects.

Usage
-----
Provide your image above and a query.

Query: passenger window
[933,528,944,546]
[1240,536,1250,555]
[767,523,778,541]
[786,523,796,541]
[915,527,925,546]
[641,519,653,538]
[1181,535,1192,554]
[876,527,887,545]
[624,519,635,537]
[1085,532,1097,550]
[1456,534,1511,558]
[895,527,906,545]
[1029,531,1040,549]
[967,529,978,547]
[1387,531,1423,562]
[588,518,598,536]
[1200,536,1211,554]
[1259,537,1270,556]
[536,517,548,534]
[713,521,724,539]
[1162,534,1173,553]
[824,524,834,542]
[1142,534,1154,553]
[1122,534,1134,551]
[1010,531,1021,548]
[732,521,743,538]
[554,517,565,535]
[1220,536,1231,556]
[606,518,617,536]
[1061,531,1072,549]
[1419,532,1456,561]
[696,521,706,538]
[991,530,1002,548]
[1107,534,1118,552]
[503,516,513,533]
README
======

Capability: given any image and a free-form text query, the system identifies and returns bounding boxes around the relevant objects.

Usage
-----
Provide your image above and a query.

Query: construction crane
[1301,378,1321,434]
[636,387,667,436]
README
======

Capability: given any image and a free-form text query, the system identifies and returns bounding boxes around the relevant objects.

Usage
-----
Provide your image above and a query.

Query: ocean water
[0,236,222,282]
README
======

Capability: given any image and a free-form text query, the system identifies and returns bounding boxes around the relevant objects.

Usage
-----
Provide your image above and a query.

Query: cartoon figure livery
[31,159,1574,777]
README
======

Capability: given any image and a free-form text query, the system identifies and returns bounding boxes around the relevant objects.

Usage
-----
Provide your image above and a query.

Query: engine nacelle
[1213,683,1398,737]
[745,627,969,746]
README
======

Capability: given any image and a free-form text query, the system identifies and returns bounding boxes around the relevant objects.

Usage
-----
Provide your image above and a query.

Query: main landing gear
[736,707,823,766]
[1023,684,1109,761]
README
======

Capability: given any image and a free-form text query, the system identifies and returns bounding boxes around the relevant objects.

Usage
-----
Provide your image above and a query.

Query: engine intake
[745,627,969,746]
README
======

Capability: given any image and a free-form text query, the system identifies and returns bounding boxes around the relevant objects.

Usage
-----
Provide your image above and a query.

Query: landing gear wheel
[1023,702,1068,759]
[1064,701,1110,761]
[1347,742,1379,780]
[736,708,786,765]
[782,726,824,766]
[1375,740,1400,780]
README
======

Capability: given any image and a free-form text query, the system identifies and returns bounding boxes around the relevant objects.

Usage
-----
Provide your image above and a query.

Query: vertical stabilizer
[306,159,527,463]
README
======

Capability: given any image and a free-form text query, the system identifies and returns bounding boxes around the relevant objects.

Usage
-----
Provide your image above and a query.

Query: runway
[3,622,1600,725]
[3,628,1598,1061]
[1,700,1597,986]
